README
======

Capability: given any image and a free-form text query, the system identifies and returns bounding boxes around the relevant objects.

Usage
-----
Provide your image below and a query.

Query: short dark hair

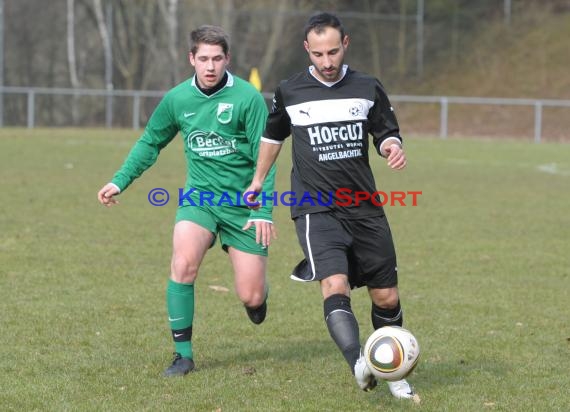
[304,12,345,40]
[189,25,230,56]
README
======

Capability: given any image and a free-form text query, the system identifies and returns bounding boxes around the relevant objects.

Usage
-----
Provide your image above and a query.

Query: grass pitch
[1,128,569,411]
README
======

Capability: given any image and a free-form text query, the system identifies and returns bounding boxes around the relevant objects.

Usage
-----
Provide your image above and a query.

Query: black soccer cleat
[163,353,195,377]
[245,298,267,325]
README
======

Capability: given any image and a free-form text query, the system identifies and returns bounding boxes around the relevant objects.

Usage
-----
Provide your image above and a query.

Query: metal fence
[390,95,570,143]
[1,86,569,143]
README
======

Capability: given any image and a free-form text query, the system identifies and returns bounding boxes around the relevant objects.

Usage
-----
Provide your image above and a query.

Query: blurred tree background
[1,0,569,134]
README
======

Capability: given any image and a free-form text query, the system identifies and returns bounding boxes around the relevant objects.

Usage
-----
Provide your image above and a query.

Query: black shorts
[292,212,398,289]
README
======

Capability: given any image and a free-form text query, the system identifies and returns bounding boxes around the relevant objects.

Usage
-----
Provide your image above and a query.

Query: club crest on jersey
[349,102,364,117]
[217,103,233,124]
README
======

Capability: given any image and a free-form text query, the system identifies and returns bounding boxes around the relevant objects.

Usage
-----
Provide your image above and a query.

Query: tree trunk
[67,0,80,124]
[364,0,382,78]
[258,1,287,88]
[398,0,408,76]
[158,0,179,85]
[93,0,113,126]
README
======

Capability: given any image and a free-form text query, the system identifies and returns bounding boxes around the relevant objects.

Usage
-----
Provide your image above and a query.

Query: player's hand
[97,183,120,207]
[242,220,277,248]
[243,181,263,210]
[385,144,407,170]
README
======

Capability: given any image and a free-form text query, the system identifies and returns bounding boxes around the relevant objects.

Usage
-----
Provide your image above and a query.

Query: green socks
[166,279,195,360]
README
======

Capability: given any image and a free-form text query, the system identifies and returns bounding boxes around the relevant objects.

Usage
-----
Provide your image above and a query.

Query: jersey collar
[308,64,348,87]
[190,71,234,96]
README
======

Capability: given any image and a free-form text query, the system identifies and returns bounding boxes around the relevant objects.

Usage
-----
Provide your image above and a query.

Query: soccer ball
[363,326,420,381]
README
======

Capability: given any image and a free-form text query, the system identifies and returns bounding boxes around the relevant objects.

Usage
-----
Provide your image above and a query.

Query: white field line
[445,158,570,177]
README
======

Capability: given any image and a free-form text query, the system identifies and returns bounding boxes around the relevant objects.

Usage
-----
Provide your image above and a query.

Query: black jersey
[263,66,402,219]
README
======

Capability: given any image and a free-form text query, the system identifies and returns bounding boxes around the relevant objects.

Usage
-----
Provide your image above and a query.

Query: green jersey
[111,72,274,221]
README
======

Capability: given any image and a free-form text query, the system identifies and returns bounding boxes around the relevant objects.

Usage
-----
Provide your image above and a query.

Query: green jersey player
[97,25,276,377]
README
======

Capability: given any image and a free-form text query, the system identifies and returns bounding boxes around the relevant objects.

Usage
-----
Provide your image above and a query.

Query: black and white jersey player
[245,12,417,401]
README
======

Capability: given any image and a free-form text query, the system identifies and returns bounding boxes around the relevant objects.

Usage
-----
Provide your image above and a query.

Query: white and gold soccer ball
[363,326,420,381]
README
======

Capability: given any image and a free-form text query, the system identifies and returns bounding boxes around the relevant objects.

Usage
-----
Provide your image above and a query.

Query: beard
[316,66,340,81]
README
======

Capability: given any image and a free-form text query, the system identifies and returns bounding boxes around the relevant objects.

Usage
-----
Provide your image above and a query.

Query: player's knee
[237,284,266,308]
[320,274,350,298]
[370,287,400,309]
[170,255,199,283]
[382,293,400,309]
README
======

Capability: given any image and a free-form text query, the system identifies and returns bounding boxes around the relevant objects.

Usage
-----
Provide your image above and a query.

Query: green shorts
[175,204,268,256]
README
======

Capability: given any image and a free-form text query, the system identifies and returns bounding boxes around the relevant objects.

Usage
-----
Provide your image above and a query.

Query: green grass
[1,128,569,411]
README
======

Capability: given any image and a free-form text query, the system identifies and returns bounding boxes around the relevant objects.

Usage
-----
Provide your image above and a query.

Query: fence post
[105,86,113,128]
[440,97,448,139]
[132,93,140,130]
[27,89,35,128]
[534,101,542,143]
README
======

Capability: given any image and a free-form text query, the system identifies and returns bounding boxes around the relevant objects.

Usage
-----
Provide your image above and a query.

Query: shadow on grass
[198,337,335,371]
